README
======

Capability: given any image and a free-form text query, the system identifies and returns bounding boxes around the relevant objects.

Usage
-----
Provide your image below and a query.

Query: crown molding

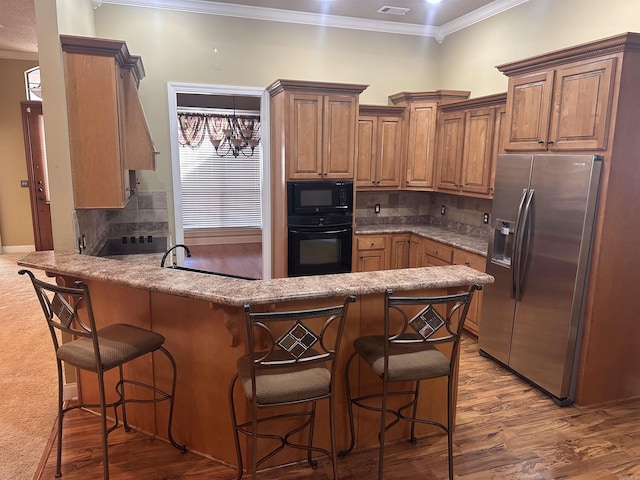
[102,0,529,40]
[0,49,38,61]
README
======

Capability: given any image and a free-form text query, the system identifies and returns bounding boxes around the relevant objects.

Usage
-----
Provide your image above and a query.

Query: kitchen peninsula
[17,250,492,469]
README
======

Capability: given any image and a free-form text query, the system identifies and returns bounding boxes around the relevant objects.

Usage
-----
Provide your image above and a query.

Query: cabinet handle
[537,140,545,144]
[547,140,554,145]
[464,261,470,266]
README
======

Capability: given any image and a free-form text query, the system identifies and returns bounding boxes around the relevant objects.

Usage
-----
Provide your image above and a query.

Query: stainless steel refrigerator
[479,154,602,405]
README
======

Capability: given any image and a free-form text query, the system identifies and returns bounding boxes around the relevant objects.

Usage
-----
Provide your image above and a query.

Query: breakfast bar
[17,250,493,469]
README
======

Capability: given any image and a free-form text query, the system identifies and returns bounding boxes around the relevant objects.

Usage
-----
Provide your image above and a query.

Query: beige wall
[1,0,635,248]
[0,58,38,249]
[439,0,640,96]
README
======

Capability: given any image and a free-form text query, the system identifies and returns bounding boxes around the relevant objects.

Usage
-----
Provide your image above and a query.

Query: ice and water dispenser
[490,219,514,267]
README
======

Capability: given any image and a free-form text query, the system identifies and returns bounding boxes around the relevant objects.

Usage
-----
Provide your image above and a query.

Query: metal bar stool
[19,270,186,479]
[340,285,481,480]
[229,296,355,479]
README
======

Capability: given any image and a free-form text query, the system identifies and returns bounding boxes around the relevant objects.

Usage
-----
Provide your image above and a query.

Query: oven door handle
[289,228,350,235]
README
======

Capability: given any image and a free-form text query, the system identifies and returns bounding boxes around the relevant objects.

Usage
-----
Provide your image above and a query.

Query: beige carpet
[0,254,58,480]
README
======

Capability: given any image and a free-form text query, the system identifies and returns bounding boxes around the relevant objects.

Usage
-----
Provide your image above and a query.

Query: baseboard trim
[63,383,77,402]
[1,245,35,254]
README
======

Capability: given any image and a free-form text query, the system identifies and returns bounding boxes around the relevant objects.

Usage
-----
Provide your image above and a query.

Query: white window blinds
[178,110,262,229]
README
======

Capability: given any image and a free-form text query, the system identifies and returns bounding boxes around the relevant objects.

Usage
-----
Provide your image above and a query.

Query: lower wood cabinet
[354,232,486,335]
[452,249,486,336]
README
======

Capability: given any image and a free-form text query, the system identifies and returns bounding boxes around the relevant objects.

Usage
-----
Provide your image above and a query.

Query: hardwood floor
[184,243,262,279]
[37,334,640,479]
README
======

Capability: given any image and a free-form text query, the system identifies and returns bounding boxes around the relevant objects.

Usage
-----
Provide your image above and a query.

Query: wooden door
[406,103,437,188]
[323,94,357,178]
[356,116,376,188]
[504,70,554,151]
[435,110,465,193]
[548,57,616,151]
[376,116,402,188]
[21,101,54,250]
[287,93,323,179]
[355,235,388,272]
[461,107,496,195]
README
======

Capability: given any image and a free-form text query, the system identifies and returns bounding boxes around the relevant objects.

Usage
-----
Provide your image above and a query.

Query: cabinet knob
[537,140,545,144]
[464,261,470,266]
[547,140,554,145]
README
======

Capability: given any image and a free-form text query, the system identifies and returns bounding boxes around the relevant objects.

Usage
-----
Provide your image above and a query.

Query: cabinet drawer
[356,235,387,251]
[453,249,486,272]
[422,239,453,263]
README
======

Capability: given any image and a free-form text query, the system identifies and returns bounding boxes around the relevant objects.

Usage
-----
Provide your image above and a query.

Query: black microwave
[287,180,354,216]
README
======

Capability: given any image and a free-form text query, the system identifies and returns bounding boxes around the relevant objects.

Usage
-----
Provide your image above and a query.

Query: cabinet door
[376,116,402,188]
[409,234,423,268]
[453,249,486,336]
[489,104,507,197]
[504,71,554,151]
[461,107,496,195]
[355,235,388,272]
[121,68,156,171]
[548,58,615,151]
[64,52,129,208]
[287,93,323,179]
[389,234,410,269]
[323,95,357,178]
[406,103,437,188]
[436,111,465,192]
[356,116,377,188]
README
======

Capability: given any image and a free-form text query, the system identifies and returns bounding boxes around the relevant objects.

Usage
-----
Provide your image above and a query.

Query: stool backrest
[385,285,482,368]
[243,296,355,374]
[19,269,99,359]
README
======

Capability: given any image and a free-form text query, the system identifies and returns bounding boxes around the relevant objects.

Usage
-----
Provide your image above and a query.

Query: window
[25,66,42,101]
[177,109,262,230]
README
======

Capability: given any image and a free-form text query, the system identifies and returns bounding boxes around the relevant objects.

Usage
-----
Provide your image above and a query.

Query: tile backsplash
[356,191,492,236]
[76,191,170,255]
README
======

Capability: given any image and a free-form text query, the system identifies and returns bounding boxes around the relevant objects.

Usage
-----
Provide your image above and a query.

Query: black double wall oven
[287,180,353,277]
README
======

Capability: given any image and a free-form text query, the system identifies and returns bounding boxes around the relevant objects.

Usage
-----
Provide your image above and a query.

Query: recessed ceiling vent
[377,6,410,15]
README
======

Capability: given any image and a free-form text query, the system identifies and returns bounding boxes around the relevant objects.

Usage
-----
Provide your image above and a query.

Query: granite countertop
[355,224,488,256]
[17,250,493,307]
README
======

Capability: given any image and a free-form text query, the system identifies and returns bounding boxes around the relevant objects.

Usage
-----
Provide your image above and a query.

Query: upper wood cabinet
[389,91,470,190]
[435,93,507,198]
[268,80,367,180]
[356,105,405,190]
[499,56,616,152]
[61,35,155,209]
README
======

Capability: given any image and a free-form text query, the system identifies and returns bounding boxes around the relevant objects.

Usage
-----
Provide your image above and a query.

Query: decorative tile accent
[277,322,317,358]
[409,306,445,339]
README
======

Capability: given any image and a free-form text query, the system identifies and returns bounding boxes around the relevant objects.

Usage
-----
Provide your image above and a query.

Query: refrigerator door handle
[516,189,535,301]
[512,188,529,299]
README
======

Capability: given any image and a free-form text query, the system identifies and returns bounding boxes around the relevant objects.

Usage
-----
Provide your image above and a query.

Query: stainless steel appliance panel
[480,154,533,364]
[508,155,601,398]
[480,153,601,404]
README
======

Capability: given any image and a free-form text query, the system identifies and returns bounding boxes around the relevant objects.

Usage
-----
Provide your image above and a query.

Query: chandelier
[211,115,261,158]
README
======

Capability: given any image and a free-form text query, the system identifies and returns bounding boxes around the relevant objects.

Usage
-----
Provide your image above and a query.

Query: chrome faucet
[160,244,192,267]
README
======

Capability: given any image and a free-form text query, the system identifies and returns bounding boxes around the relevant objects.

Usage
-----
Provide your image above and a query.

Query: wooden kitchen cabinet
[452,249,486,336]
[499,57,615,152]
[268,81,367,180]
[354,234,388,272]
[356,105,405,190]
[389,234,411,269]
[61,35,155,209]
[421,237,453,267]
[389,90,470,190]
[435,93,507,198]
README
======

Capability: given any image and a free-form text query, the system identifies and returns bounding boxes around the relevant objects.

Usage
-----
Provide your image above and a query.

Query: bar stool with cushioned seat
[339,285,481,480]
[229,296,355,479]
[19,270,186,479]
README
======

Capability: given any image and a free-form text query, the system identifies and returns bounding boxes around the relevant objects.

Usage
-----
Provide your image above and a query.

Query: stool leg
[55,360,64,478]
[306,401,317,468]
[119,365,130,432]
[447,375,454,480]
[329,395,338,480]
[97,371,110,480]
[338,351,357,458]
[378,375,389,480]
[409,380,421,444]
[159,347,186,452]
[228,375,244,480]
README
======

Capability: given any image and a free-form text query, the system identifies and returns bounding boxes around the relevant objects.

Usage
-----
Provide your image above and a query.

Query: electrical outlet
[20,180,29,188]
[440,205,446,215]
[483,212,490,224]
[374,204,381,214]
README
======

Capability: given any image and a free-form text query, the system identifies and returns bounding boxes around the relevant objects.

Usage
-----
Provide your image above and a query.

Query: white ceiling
[0,0,529,59]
